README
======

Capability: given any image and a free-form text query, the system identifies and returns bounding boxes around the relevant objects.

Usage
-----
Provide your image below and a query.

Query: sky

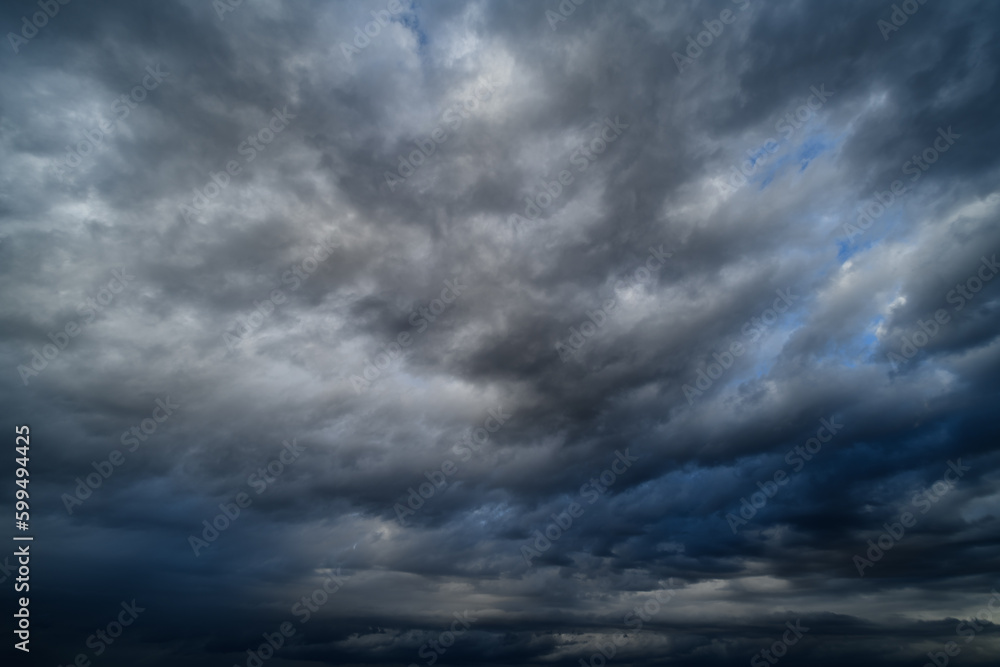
[2,1,1000,666]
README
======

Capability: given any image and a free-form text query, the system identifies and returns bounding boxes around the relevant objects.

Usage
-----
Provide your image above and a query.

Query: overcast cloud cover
[2,0,1000,665]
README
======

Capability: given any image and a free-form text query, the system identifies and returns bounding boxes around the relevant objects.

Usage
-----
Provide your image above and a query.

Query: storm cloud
[2,0,999,665]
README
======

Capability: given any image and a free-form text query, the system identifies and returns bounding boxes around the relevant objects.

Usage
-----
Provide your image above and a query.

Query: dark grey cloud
[2,0,1000,665]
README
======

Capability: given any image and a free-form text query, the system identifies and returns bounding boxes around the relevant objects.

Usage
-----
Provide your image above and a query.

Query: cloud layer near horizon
[2,1,1000,665]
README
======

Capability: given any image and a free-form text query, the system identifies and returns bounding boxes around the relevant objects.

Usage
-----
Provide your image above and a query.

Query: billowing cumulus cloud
[2,0,999,665]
